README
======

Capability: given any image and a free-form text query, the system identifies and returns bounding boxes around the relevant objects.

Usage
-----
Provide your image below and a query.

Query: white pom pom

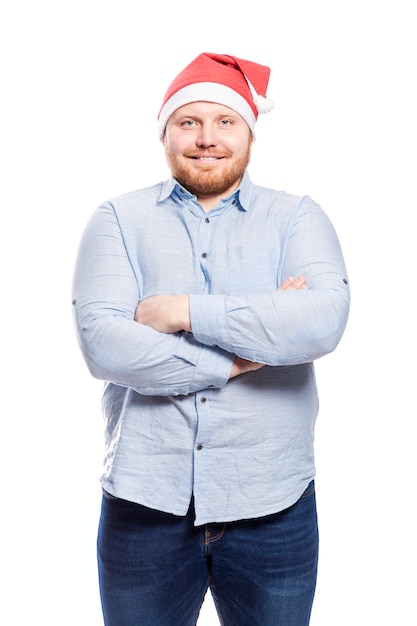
[255,95,275,114]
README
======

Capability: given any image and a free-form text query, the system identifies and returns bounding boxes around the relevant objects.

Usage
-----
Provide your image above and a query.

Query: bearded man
[72,52,350,626]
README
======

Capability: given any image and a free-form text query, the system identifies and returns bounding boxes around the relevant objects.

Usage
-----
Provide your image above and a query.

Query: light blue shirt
[72,172,350,525]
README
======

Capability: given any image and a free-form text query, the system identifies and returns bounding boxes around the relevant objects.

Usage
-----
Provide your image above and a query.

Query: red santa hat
[158,52,274,139]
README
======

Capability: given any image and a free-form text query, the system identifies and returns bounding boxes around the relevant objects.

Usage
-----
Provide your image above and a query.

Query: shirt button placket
[195,393,211,462]
[196,395,208,452]
[198,210,212,288]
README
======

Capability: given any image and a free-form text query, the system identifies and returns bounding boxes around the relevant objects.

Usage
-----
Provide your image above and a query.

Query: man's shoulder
[252,182,303,202]
[249,182,313,213]
[105,181,164,209]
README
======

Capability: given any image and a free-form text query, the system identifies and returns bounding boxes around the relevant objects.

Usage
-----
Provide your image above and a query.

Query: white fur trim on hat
[158,82,257,139]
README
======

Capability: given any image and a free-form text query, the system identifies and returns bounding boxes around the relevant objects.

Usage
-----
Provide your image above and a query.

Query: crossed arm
[135,276,308,378]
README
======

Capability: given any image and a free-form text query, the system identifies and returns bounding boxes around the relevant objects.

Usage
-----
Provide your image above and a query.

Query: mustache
[184,149,232,158]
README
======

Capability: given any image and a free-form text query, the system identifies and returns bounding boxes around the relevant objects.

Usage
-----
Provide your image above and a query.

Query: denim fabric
[97,481,318,625]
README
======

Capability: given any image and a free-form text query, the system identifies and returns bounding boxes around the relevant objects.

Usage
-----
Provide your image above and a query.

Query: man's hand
[229,356,265,378]
[277,275,308,291]
[135,295,191,333]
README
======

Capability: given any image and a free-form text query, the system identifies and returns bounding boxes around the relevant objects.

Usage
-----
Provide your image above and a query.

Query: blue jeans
[97,481,318,625]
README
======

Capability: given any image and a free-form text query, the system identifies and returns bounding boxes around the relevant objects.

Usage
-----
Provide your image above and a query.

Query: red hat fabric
[158,52,274,138]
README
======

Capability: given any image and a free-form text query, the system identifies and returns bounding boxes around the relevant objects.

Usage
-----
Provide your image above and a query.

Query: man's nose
[196,124,218,148]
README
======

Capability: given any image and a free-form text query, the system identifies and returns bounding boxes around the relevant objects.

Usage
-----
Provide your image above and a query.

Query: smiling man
[72,52,350,626]
[163,101,252,210]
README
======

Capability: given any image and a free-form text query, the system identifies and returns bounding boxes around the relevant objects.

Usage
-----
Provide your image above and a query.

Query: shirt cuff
[175,328,234,391]
[189,294,230,350]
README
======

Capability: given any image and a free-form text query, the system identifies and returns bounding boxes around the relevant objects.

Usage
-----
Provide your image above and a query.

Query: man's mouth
[187,153,226,160]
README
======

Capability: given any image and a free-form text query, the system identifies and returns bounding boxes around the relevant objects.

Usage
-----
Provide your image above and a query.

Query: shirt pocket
[228,245,279,294]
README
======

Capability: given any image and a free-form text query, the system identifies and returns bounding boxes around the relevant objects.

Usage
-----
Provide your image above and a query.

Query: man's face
[163,101,252,204]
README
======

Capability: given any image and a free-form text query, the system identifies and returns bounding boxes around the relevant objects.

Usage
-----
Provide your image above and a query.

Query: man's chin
[178,177,237,198]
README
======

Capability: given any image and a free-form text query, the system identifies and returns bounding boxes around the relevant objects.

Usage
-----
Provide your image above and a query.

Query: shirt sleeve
[189,197,350,366]
[71,203,234,395]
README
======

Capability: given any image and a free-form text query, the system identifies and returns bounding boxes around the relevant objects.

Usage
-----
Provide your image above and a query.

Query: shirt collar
[158,170,254,212]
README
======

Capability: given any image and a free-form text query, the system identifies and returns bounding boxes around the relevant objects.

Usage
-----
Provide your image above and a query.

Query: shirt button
[201,252,208,259]
[205,217,210,223]
[196,444,203,450]
[201,397,207,403]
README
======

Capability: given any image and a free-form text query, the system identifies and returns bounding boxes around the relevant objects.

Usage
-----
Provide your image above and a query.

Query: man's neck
[197,195,224,212]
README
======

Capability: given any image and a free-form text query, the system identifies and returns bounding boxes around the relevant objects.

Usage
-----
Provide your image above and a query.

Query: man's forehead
[170,101,242,118]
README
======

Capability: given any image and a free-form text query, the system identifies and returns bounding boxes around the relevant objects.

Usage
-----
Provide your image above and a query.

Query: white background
[1,1,416,624]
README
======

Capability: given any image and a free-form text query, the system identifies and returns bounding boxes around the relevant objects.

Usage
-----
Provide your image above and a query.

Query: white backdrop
[2,1,416,624]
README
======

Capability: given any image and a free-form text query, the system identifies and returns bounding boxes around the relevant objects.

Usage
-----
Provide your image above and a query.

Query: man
[72,52,350,626]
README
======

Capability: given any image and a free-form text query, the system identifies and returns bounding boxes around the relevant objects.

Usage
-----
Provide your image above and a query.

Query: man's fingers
[278,276,295,291]
[293,276,308,289]
[278,275,308,291]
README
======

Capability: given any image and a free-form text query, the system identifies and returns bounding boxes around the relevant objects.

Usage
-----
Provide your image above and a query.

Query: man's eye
[220,119,232,126]
[183,120,195,127]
